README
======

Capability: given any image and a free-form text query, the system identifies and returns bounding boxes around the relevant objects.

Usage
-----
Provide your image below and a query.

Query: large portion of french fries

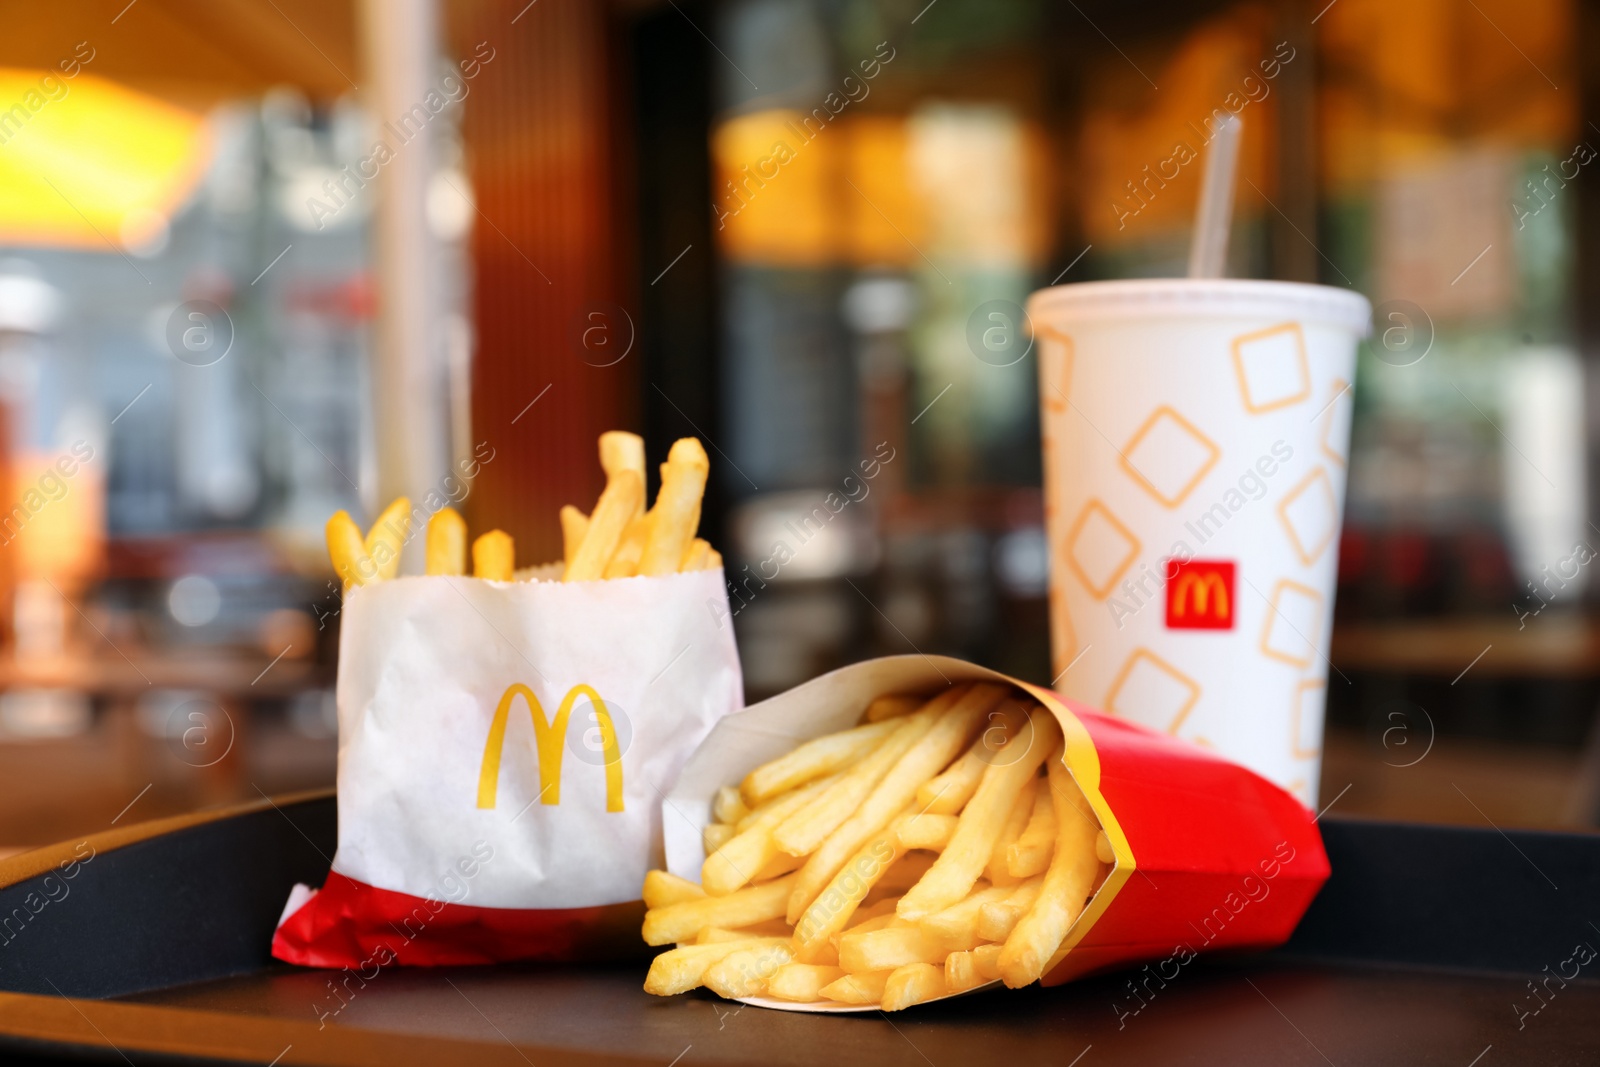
[641,684,1112,1011]
[323,431,722,585]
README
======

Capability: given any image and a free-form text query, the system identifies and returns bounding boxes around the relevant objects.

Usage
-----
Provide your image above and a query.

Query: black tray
[0,791,1596,1065]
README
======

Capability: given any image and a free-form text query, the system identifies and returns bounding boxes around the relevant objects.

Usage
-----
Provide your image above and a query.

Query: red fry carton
[662,654,1329,1011]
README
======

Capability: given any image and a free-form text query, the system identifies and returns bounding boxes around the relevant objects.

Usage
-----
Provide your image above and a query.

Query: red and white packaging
[272,568,742,967]
[663,654,1330,1011]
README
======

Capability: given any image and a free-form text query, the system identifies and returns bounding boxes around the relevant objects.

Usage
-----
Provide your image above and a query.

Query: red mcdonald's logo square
[1166,560,1236,630]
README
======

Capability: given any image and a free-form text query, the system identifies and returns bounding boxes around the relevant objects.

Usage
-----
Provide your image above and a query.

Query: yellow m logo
[477,684,624,813]
[1173,572,1229,621]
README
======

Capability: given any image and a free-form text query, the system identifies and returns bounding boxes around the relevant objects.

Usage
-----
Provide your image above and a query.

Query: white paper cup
[1027,279,1370,806]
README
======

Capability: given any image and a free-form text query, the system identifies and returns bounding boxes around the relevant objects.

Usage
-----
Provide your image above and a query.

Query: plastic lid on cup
[1027,279,1372,337]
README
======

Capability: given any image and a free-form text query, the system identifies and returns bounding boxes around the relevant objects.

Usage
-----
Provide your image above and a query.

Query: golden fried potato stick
[945,949,984,993]
[603,512,652,579]
[642,874,798,946]
[1008,778,1058,878]
[971,943,1003,981]
[599,430,646,487]
[704,824,736,853]
[642,870,705,909]
[976,877,1043,942]
[639,438,709,576]
[714,785,749,825]
[866,694,924,722]
[839,924,968,972]
[818,969,892,1004]
[565,469,644,582]
[788,684,1004,921]
[325,510,375,588]
[914,697,1030,815]
[644,938,786,996]
[984,781,1038,886]
[703,942,795,999]
[559,505,589,568]
[895,705,1062,920]
[882,962,945,1011]
[767,963,847,1002]
[998,752,1102,988]
[472,530,515,581]
[425,507,467,576]
[362,497,412,580]
[792,816,909,961]
[740,720,899,807]
[896,812,959,852]
[695,920,793,943]
[1095,831,1114,864]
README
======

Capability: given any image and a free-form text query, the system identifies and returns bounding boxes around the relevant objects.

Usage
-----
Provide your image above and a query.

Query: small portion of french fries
[323,431,723,585]
[641,687,1110,1010]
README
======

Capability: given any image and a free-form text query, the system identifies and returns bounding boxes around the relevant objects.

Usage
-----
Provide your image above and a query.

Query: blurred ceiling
[0,0,361,107]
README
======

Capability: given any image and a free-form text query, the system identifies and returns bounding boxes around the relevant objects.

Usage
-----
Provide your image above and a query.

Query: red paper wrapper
[662,655,1329,1010]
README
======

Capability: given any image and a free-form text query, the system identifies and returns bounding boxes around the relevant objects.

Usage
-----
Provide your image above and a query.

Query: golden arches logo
[1172,572,1229,621]
[476,684,624,813]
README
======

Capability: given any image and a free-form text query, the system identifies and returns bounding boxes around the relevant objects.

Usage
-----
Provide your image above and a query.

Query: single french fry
[703,824,735,853]
[644,938,785,996]
[639,437,709,576]
[740,720,899,806]
[918,883,1011,945]
[865,694,923,722]
[681,537,711,572]
[703,775,840,895]
[976,877,1043,942]
[752,850,806,881]
[818,969,893,1004]
[566,469,644,582]
[472,530,514,581]
[599,430,646,488]
[945,949,984,993]
[896,706,1062,920]
[883,962,945,1011]
[735,772,842,833]
[560,506,589,567]
[773,712,940,860]
[363,497,412,580]
[840,925,967,973]
[714,785,749,825]
[325,510,374,587]
[425,507,467,576]
[971,943,1003,981]
[984,780,1038,885]
[643,870,705,909]
[1095,831,1114,864]
[788,685,1002,920]
[793,821,907,961]
[642,874,797,946]
[998,753,1102,988]
[1008,778,1058,878]
[897,812,959,852]
[705,547,723,571]
[603,512,652,579]
[767,963,847,1002]
[703,942,795,999]
[695,920,793,943]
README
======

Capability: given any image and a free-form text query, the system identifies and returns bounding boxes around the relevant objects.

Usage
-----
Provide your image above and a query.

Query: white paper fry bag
[273,569,742,968]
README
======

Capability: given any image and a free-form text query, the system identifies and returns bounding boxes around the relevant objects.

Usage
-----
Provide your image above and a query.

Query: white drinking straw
[1187,114,1243,279]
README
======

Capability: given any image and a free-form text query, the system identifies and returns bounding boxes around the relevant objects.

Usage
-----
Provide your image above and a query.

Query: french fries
[323,430,722,588]
[640,683,1111,1010]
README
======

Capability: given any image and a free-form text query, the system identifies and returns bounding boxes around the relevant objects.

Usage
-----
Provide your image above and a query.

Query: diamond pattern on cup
[1063,500,1141,600]
[1277,467,1338,566]
[1104,648,1200,734]
[1292,677,1326,758]
[1231,322,1311,414]
[1038,327,1074,414]
[1258,579,1324,668]
[1119,406,1221,508]
[1319,379,1353,468]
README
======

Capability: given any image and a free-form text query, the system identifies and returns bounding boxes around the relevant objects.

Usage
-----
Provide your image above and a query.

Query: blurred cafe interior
[0,0,1597,852]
